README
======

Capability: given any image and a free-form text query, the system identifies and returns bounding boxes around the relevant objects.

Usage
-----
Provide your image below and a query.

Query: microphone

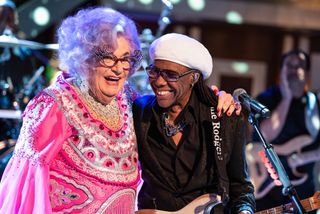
[233,88,271,118]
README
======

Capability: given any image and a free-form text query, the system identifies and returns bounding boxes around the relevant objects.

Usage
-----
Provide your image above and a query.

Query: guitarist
[133,33,255,213]
[252,49,320,212]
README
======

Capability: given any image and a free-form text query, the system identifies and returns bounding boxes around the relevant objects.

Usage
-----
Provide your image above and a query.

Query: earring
[190,74,197,88]
[75,76,89,93]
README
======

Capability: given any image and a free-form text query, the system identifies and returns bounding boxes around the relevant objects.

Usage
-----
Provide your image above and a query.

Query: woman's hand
[211,85,241,117]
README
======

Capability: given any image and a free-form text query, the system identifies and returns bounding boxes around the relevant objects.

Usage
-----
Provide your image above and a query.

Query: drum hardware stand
[249,113,305,214]
[0,46,10,63]
[155,0,173,38]
[130,0,174,96]
[15,66,45,110]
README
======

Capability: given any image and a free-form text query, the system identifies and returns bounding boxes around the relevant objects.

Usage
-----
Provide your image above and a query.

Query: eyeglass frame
[93,48,142,71]
[145,64,197,82]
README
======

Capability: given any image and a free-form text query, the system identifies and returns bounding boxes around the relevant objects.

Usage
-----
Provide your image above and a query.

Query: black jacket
[133,94,255,213]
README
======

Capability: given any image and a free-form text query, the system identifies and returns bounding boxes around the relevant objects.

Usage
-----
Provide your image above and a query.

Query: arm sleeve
[227,115,256,214]
[0,92,71,214]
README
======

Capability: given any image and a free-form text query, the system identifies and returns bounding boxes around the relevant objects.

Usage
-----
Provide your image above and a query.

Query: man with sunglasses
[133,33,255,213]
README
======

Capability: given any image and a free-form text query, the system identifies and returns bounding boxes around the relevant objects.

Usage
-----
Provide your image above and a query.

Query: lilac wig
[57,7,141,81]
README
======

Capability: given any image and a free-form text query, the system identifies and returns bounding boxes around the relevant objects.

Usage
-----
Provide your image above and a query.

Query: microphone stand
[248,113,305,214]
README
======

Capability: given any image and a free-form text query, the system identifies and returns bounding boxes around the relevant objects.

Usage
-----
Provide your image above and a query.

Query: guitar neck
[255,195,317,214]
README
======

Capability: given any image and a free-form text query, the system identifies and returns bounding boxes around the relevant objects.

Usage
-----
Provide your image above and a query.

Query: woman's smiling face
[89,36,132,104]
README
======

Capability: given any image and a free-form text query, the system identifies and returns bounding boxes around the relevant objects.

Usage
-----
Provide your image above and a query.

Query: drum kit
[0,34,58,117]
[0,34,58,162]
[0,35,59,50]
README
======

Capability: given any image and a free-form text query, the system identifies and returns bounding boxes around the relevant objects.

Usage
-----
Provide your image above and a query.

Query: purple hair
[57,7,141,80]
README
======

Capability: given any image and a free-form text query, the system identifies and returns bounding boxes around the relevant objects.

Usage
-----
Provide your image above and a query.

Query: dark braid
[193,74,218,106]
[194,73,250,116]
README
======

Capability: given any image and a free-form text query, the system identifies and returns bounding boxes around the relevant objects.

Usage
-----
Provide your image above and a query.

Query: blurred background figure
[0,0,36,109]
[0,0,47,178]
[247,49,320,212]
[127,28,154,95]
[0,0,34,176]
[127,0,173,96]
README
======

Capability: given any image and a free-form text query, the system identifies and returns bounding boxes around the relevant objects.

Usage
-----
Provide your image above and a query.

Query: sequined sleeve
[0,92,72,213]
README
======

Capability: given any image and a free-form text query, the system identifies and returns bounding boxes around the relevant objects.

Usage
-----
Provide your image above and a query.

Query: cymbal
[0,109,21,119]
[0,35,58,50]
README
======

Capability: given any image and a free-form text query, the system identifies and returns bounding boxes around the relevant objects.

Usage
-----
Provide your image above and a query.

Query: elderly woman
[0,7,238,214]
[0,7,142,213]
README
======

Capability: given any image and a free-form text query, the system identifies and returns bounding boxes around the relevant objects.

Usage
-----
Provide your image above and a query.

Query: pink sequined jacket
[0,76,140,214]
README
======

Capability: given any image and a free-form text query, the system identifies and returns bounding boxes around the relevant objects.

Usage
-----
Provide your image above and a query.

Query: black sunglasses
[145,64,196,82]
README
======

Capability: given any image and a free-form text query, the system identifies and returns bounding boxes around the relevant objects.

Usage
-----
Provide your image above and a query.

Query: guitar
[136,193,223,214]
[256,191,320,214]
[135,191,320,214]
[246,135,320,199]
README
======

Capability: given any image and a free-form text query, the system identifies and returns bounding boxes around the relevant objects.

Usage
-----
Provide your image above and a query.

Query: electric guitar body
[136,193,223,214]
[136,192,320,214]
[246,135,319,199]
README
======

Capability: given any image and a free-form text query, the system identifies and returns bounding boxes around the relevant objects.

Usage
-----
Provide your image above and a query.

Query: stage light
[32,6,50,26]
[160,16,170,25]
[231,62,249,74]
[187,0,205,11]
[138,0,153,5]
[226,11,243,24]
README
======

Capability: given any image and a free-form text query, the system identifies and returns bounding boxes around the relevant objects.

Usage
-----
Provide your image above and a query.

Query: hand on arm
[211,85,241,117]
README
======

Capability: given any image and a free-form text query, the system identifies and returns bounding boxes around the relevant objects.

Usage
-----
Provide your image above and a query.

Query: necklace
[72,80,123,130]
[162,112,186,137]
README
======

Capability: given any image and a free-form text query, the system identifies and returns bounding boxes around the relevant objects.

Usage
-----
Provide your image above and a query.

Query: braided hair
[193,74,218,106]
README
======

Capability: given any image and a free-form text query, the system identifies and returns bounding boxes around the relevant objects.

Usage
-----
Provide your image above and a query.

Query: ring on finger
[234,101,241,109]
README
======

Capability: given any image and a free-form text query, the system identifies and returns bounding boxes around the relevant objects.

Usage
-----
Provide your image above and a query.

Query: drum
[0,139,15,179]
[0,80,22,141]
[0,80,13,109]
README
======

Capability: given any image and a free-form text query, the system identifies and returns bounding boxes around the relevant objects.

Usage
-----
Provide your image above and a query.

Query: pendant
[162,113,186,137]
